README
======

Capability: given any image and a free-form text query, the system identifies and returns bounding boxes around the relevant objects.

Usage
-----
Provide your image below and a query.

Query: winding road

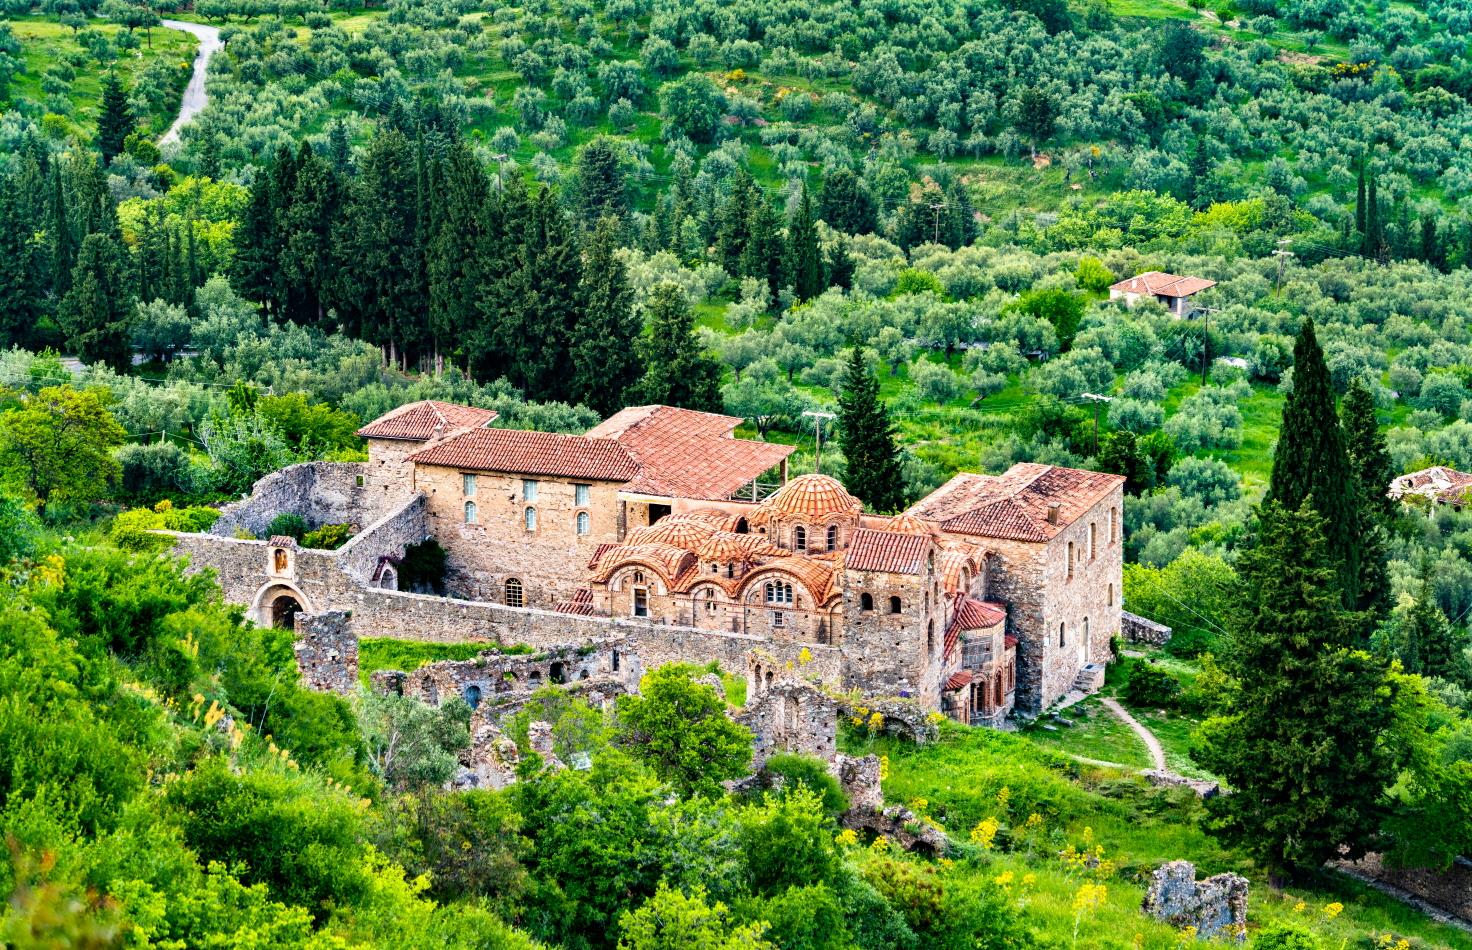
[159,19,222,146]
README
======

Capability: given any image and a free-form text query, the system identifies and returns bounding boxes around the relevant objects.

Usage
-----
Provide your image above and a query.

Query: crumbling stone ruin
[737,661,840,769]
[1340,853,1472,926]
[1142,860,1248,941]
[1122,610,1173,646]
[293,610,357,694]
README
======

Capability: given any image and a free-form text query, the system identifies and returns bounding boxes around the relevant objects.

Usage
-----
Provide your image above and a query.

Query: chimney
[1046,503,1060,525]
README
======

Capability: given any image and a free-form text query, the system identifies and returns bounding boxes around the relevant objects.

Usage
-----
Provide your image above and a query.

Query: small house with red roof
[1109,271,1217,317]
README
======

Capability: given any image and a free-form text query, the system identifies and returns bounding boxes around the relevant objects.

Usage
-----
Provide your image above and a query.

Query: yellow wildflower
[1323,902,1343,920]
[1022,873,1037,888]
[870,835,889,852]
[867,711,884,732]
[1293,901,1306,913]
[1024,812,1044,830]
[996,786,1012,810]
[909,797,927,814]
[878,755,890,780]
[835,829,859,847]
[798,647,813,665]
[969,816,1000,849]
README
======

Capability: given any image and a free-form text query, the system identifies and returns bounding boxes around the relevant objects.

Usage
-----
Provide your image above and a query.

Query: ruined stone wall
[1121,610,1172,646]
[335,495,430,585]
[1345,854,1472,923]
[210,462,391,538]
[838,565,947,703]
[415,463,623,606]
[294,610,358,693]
[737,678,840,769]
[398,642,629,707]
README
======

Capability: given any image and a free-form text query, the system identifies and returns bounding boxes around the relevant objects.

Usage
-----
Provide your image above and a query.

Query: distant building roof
[910,463,1123,543]
[356,400,497,441]
[757,473,863,521]
[408,428,640,482]
[588,405,793,501]
[1109,271,1217,298]
[845,528,931,574]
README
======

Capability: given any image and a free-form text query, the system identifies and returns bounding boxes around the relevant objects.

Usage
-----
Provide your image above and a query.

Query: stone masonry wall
[415,464,624,607]
[1121,610,1173,646]
[294,610,358,693]
[736,677,840,769]
[838,565,946,702]
[210,462,391,539]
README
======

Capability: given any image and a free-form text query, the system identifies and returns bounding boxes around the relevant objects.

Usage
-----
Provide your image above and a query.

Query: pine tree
[635,283,722,412]
[826,236,854,291]
[837,346,907,513]
[572,135,628,223]
[1403,564,1469,683]
[59,232,133,370]
[742,197,787,303]
[1196,501,1394,880]
[788,183,824,302]
[570,218,643,415]
[1267,318,1360,607]
[96,72,134,165]
[817,167,876,235]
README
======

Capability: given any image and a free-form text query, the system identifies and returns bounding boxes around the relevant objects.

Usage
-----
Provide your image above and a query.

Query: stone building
[1388,465,1472,507]
[168,400,1124,720]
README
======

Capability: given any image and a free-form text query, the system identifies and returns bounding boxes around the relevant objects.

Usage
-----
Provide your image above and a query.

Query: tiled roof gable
[357,400,497,441]
[845,528,931,574]
[407,428,639,482]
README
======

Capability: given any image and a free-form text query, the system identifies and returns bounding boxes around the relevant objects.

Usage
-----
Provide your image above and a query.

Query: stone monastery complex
[173,399,1125,722]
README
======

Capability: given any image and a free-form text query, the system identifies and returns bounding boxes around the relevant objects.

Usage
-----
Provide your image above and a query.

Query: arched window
[505,577,524,608]
[826,525,838,551]
[1108,583,1115,607]
[1089,522,1097,559]
[1067,541,1074,580]
[1058,621,1066,647]
[524,507,537,531]
[704,588,718,612]
[765,581,793,604]
[464,684,482,709]
[632,571,644,584]
[464,501,477,524]
[926,621,934,655]
[1110,507,1119,544]
[860,592,874,611]
[576,511,590,536]
[1083,616,1090,643]
[794,526,807,550]
[889,596,902,614]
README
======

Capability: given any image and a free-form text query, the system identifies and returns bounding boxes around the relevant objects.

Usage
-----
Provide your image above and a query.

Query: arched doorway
[253,583,312,630]
[271,594,303,630]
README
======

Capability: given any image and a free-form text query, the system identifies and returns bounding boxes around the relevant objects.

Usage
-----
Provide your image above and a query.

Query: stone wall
[838,564,946,702]
[415,463,624,607]
[1122,610,1173,646]
[210,462,393,539]
[1142,861,1248,942]
[395,641,631,708]
[335,495,430,585]
[736,676,840,769]
[1344,854,1472,924]
[294,610,358,693]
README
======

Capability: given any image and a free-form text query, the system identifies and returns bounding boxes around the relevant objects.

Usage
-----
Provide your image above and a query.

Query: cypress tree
[837,346,907,513]
[817,167,876,235]
[1187,136,1213,210]
[1196,501,1393,881]
[1267,318,1360,608]
[826,236,855,291]
[427,144,488,371]
[1341,378,1393,618]
[570,217,643,415]
[59,231,133,370]
[1364,171,1384,259]
[0,176,37,349]
[715,172,758,276]
[635,283,722,412]
[283,143,341,327]
[469,175,531,381]
[742,197,787,303]
[96,72,134,165]
[788,182,824,302]
[47,162,75,300]
[572,135,628,224]
[1354,161,1367,236]
[500,188,583,402]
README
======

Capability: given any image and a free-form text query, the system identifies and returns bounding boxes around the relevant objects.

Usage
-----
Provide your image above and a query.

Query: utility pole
[1193,306,1220,386]
[928,200,947,246]
[803,410,836,473]
[1081,393,1113,455]
[1273,238,1293,297]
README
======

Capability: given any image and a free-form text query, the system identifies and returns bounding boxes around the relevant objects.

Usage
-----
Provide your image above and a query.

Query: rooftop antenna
[803,410,837,474]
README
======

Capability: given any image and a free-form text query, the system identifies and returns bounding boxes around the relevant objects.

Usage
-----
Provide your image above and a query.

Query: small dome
[625,518,718,549]
[696,531,784,563]
[884,513,935,536]
[759,474,862,520]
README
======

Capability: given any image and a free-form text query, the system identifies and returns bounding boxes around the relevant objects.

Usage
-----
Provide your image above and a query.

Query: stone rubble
[1141,860,1248,942]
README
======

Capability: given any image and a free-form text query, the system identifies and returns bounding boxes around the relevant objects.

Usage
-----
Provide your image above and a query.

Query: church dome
[759,474,862,521]
[625,517,718,550]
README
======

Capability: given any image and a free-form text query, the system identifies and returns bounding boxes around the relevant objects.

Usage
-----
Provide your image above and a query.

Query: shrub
[1251,924,1323,950]
[1074,256,1114,292]
[760,753,849,818]
[267,513,308,541]
[301,523,352,550]
[116,441,194,504]
[1120,659,1182,708]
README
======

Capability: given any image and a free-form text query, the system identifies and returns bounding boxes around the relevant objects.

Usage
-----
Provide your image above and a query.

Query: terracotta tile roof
[590,542,698,586]
[1004,635,1017,650]
[944,596,1007,658]
[845,528,931,574]
[755,474,863,521]
[626,518,720,549]
[695,531,785,563]
[407,428,639,482]
[356,400,497,441]
[911,464,1123,543]
[553,589,595,615]
[1108,271,1216,298]
[937,545,984,595]
[740,557,839,605]
[589,405,793,501]
[587,543,618,570]
[945,671,973,691]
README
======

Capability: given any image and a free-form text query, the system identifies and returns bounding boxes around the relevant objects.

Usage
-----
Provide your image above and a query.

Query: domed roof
[758,474,862,521]
[625,517,719,550]
[696,531,784,563]
[883,513,936,536]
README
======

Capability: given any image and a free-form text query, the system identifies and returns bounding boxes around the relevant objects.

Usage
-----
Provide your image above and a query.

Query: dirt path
[160,19,222,145]
[1100,697,1167,771]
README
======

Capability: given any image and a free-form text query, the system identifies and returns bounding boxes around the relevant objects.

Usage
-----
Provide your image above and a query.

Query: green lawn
[1020,696,1155,768]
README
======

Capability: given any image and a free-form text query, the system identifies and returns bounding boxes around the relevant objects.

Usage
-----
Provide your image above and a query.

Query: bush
[267,513,308,541]
[116,441,194,504]
[1119,659,1183,708]
[1251,923,1322,950]
[301,523,352,549]
[759,753,849,818]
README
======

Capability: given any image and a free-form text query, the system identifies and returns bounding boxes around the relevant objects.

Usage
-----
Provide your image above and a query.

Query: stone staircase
[1073,663,1106,693]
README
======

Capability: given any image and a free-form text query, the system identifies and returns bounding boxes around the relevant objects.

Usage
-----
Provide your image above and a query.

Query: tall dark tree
[826,236,854,291]
[817,167,876,235]
[1363,170,1385,260]
[1267,318,1360,608]
[492,188,583,401]
[715,172,759,277]
[635,283,722,412]
[1354,161,1367,236]
[59,231,133,370]
[1341,377,1393,616]
[96,72,134,165]
[837,347,907,513]
[572,136,629,224]
[570,218,643,414]
[428,144,489,371]
[47,162,76,301]
[469,175,531,381]
[0,176,38,348]
[283,143,343,327]
[1187,137,1213,210]
[742,196,787,302]
[1196,501,1394,881]
[788,183,824,302]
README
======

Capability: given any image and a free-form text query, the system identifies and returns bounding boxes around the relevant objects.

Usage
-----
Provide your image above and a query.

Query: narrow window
[575,483,590,506]
[889,596,902,614]
[1067,541,1075,580]
[525,507,537,531]
[1089,522,1097,559]
[505,578,524,607]
[860,592,874,611]
[704,588,717,612]
[633,587,649,617]
[355,474,365,487]
[1110,507,1119,544]
[576,511,590,536]
[1083,616,1090,643]
[612,649,620,672]
[794,526,806,550]
[464,500,477,524]
[827,525,838,551]
[1058,621,1066,647]
[464,684,482,709]
[522,479,538,501]
[926,621,934,655]
[462,473,477,497]
[1108,583,1115,607]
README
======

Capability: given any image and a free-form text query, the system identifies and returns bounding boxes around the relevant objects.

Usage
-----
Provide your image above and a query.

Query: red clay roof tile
[407,428,639,481]
[845,528,931,574]
[357,400,497,441]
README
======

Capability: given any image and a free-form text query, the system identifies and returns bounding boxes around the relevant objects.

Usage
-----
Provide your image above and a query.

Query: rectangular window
[462,473,477,497]
[522,479,538,501]
[771,610,785,628]
[575,483,590,506]
[633,587,648,617]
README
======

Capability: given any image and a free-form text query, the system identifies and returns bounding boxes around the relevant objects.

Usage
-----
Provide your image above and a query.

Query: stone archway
[253,582,313,630]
